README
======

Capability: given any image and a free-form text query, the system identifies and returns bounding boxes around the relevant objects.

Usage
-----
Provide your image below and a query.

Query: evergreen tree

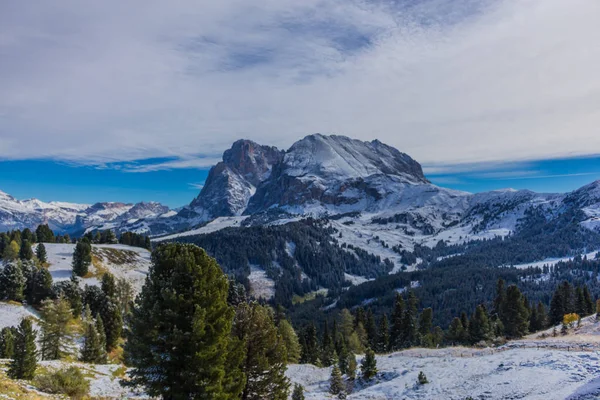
[0,262,25,301]
[576,286,586,316]
[460,312,470,342]
[19,240,33,261]
[292,384,305,400]
[418,307,433,346]
[39,297,72,360]
[377,314,389,353]
[36,224,55,243]
[95,315,107,358]
[329,364,345,397]
[101,273,116,299]
[0,327,16,358]
[72,240,92,277]
[446,317,466,345]
[2,240,20,261]
[536,301,548,330]
[401,291,418,348]
[360,348,378,381]
[493,278,506,328]
[124,243,242,399]
[81,314,106,364]
[35,243,48,264]
[25,266,53,305]
[233,302,290,400]
[503,285,529,339]
[278,319,301,363]
[300,324,320,366]
[100,301,122,351]
[365,309,377,350]
[583,285,594,316]
[389,293,405,351]
[321,321,336,367]
[346,353,357,381]
[8,318,37,380]
[469,305,492,343]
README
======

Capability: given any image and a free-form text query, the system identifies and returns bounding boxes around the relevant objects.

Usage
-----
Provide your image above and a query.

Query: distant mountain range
[1,134,599,260]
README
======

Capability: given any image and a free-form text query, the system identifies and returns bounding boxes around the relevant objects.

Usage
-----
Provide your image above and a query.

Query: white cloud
[1,0,600,168]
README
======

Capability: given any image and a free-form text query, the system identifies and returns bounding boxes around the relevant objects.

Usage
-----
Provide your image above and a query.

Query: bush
[34,367,90,399]
[418,371,429,385]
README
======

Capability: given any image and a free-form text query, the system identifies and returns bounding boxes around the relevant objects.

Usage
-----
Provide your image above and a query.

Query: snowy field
[0,302,39,330]
[39,242,151,293]
[288,347,600,399]
[152,216,249,241]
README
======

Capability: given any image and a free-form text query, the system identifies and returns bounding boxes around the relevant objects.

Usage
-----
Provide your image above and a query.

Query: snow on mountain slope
[40,243,151,293]
[0,189,172,235]
[287,346,600,399]
[0,302,39,331]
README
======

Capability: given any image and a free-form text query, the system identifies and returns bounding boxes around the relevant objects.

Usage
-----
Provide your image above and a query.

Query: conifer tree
[101,272,116,299]
[26,266,53,305]
[360,348,378,381]
[401,291,418,348]
[100,301,122,351]
[81,315,105,364]
[95,315,107,358]
[124,243,243,399]
[36,243,47,264]
[346,353,357,381]
[418,307,433,345]
[300,324,320,366]
[36,224,55,243]
[576,286,586,316]
[0,262,25,301]
[2,240,20,261]
[72,240,92,277]
[583,285,594,316]
[233,302,289,400]
[8,318,37,380]
[389,293,405,351]
[377,314,389,353]
[278,319,301,363]
[469,305,492,343]
[19,240,33,261]
[446,317,466,345]
[0,327,16,358]
[292,384,305,400]
[337,339,350,374]
[503,285,530,339]
[39,297,73,360]
[321,321,336,367]
[536,301,548,330]
[329,364,345,396]
[365,309,377,350]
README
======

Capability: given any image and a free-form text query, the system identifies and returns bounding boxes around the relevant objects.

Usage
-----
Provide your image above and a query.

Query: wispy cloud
[187,183,205,190]
[122,157,222,173]
[1,0,600,167]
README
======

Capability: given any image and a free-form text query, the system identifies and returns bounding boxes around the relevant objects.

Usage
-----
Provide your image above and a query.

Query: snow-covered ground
[248,264,275,300]
[39,242,151,293]
[0,302,39,330]
[152,216,249,242]
[288,347,600,399]
[512,250,600,270]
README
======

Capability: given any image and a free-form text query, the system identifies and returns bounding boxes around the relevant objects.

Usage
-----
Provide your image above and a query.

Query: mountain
[0,190,171,234]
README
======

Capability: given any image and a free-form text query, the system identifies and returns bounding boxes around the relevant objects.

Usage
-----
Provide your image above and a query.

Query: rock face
[189,140,283,219]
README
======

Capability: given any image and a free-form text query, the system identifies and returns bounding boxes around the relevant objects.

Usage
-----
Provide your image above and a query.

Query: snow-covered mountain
[0,190,171,234]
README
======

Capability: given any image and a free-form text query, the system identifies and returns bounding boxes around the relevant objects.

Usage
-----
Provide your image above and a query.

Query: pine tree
[365,309,377,350]
[493,278,506,329]
[469,305,492,343]
[503,285,529,339]
[2,240,20,261]
[536,301,548,330]
[36,224,55,243]
[8,318,37,380]
[401,291,418,348]
[583,285,594,316]
[100,301,122,351]
[292,384,305,400]
[360,348,378,381]
[81,315,105,364]
[300,324,320,366]
[19,240,33,261]
[418,371,429,385]
[576,287,586,316]
[101,273,116,299]
[460,312,470,342]
[418,307,433,346]
[25,266,53,305]
[233,302,290,400]
[278,319,301,363]
[377,314,389,353]
[446,317,466,345]
[95,315,107,359]
[389,293,405,351]
[124,243,243,399]
[0,327,16,358]
[39,297,73,360]
[72,240,92,277]
[329,364,345,396]
[321,321,336,366]
[35,243,47,264]
[0,262,25,301]
[346,353,357,381]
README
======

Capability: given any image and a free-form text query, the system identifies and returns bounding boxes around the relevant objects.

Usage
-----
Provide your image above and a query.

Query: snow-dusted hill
[38,243,151,293]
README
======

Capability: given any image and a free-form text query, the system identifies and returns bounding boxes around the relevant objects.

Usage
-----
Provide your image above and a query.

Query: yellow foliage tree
[563,313,579,328]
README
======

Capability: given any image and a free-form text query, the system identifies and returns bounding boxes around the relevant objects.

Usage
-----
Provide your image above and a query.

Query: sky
[1,0,600,207]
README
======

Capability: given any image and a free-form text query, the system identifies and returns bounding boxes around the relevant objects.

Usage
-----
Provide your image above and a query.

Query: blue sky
[1,154,598,208]
[1,0,599,206]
